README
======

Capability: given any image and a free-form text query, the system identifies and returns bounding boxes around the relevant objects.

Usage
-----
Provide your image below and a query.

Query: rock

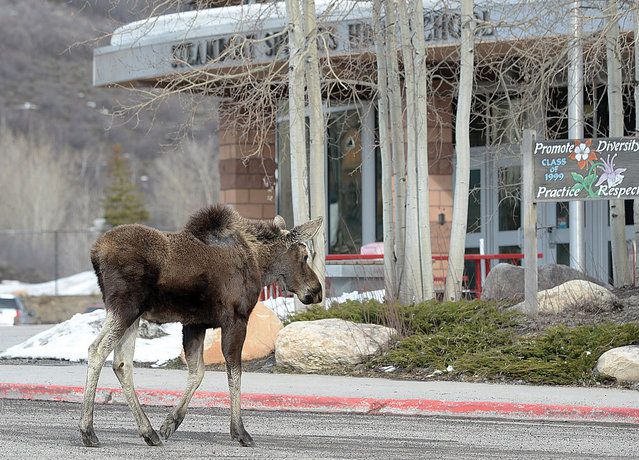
[275,318,397,373]
[197,302,282,365]
[511,279,618,314]
[482,263,610,303]
[139,319,168,339]
[596,346,639,383]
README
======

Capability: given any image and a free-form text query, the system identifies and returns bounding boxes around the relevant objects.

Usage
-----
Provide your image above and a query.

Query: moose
[79,205,323,448]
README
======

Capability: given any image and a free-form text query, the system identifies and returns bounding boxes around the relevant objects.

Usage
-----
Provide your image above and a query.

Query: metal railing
[258,252,543,300]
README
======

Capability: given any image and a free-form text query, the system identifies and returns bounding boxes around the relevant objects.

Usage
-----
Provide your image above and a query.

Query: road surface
[0,325,51,353]
[1,399,638,459]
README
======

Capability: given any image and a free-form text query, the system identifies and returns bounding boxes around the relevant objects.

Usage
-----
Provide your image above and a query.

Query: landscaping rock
[596,346,639,383]
[184,302,282,365]
[275,318,397,373]
[511,280,618,315]
[482,263,609,303]
[139,319,168,339]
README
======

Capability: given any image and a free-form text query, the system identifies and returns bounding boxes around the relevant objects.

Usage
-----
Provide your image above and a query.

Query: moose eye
[303,255,308,262]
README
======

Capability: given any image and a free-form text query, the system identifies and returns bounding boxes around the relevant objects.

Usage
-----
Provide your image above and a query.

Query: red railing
[258,252,542,300]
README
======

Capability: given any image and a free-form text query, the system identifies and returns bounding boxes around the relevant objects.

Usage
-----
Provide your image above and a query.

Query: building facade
[94,1,638,289]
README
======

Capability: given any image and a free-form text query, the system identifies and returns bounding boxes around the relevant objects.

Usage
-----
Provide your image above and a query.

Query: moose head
[271,215,324,305]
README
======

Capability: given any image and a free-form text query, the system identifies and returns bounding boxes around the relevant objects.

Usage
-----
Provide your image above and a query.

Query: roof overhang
[93,1,635,88]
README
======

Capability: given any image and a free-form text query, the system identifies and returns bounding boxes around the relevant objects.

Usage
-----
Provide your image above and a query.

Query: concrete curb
[2,382,639,423]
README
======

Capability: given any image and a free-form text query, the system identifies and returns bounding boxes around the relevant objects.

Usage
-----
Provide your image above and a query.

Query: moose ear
[273,215,287,230]
[289,216,323,243]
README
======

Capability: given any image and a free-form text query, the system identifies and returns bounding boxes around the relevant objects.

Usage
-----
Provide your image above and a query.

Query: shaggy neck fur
[183,205,284,285]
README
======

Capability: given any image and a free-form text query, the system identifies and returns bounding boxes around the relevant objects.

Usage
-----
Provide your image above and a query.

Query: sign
[169,9,494,69]
[533,137,639,202]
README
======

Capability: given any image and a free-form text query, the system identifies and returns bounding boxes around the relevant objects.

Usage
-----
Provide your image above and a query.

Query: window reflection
[498,166,521,231]
[467,169,481,233]
[327,111,362,254]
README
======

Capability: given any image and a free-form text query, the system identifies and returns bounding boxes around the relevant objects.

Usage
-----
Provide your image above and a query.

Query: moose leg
[221,317,254,447]
[159,325,206,440]
[79,310,134,447]
[112,318,162,446]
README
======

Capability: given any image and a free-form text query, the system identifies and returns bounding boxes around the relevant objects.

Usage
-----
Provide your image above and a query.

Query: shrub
[287,299,639,385]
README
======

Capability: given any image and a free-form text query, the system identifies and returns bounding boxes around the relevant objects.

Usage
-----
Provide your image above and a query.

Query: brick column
[218,126,277,220]
[427,95,454,282]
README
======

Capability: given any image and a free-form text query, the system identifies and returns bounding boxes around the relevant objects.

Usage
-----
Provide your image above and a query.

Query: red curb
[1,382,638,423]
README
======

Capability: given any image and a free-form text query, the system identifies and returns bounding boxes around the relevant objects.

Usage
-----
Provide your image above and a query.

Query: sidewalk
[1,364,638,423]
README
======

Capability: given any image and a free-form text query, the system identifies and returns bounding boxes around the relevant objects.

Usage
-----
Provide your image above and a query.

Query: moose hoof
[80,428,100,448]
[159,414,183,440]
[141,429,163,447]
[231,428,255,447]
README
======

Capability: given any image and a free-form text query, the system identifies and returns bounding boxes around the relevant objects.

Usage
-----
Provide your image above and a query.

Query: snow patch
[0,310,182,365]
[263,289,385,320]
[0,271,100,296]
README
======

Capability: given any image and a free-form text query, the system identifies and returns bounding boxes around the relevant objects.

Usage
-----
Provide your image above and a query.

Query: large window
[276,108,371,254]
[327,110,363,254]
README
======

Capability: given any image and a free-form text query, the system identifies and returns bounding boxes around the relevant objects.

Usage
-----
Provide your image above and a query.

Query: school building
[93,1,638,291]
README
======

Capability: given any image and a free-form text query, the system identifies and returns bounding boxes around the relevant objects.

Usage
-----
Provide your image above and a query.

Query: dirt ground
[22,295,101,324]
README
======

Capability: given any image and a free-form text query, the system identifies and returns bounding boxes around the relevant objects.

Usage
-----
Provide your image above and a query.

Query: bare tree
[445,0,475,301]
[606,0,630,287]
[304,0,327,303]
[151,137,219,229]
[372,0,397,301]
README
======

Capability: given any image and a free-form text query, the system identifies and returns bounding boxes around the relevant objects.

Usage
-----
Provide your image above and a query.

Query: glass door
[275,104,376,255]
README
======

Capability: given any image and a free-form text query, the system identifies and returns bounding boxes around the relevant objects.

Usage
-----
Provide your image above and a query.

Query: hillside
[0,0,213,160]
[0,1,219,282]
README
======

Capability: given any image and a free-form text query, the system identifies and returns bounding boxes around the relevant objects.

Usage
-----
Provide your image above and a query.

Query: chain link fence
[0,230,104,293]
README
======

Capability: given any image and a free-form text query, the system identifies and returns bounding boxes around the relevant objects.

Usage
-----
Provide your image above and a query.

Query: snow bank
[0,287,384,363]
[263,289,385,319]
[0,310,182,365]
[0,271,100,296]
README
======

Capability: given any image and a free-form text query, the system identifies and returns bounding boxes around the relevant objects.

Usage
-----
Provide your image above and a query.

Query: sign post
[523,135,639,313]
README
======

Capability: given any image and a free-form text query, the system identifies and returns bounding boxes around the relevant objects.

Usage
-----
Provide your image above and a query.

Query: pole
[634,6,639,285]
[54,230,59,296]
[568,0,586,272]
[522,130,538,315]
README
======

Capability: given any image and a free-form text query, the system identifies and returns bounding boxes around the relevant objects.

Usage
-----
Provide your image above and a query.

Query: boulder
[596,346,639,383]
[192,302,282,365]
[275,318,397,373]
[511,279,618,314]
[482,263,609,303]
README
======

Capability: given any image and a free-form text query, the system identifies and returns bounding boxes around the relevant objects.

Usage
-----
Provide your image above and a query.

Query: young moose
[79,205,323,448]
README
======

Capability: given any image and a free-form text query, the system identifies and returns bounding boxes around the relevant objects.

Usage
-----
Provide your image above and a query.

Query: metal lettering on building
[533,138,639,202]
[169,9,493,69]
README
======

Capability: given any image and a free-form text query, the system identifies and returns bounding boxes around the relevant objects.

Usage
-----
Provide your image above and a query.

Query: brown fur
[91,205,321,328]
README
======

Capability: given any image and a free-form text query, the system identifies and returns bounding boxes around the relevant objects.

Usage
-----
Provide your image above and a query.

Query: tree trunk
[372,0,398,301]
[606,0,630,287]
[412,0,435,300]
[445,0,475,300]
[303,0,326,303]
[285,0,310,310]
[397,0,423,302]
[384,1,408,303]
[634,7,639,286]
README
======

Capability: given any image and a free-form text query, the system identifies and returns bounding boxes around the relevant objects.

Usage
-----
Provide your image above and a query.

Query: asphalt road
[1,400,638,459]
[0,325,51,353]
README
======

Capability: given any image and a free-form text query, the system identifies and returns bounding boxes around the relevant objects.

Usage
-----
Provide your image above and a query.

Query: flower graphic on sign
[569,139,597,169]
[595,154,626,188]
[570,139,603,197]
